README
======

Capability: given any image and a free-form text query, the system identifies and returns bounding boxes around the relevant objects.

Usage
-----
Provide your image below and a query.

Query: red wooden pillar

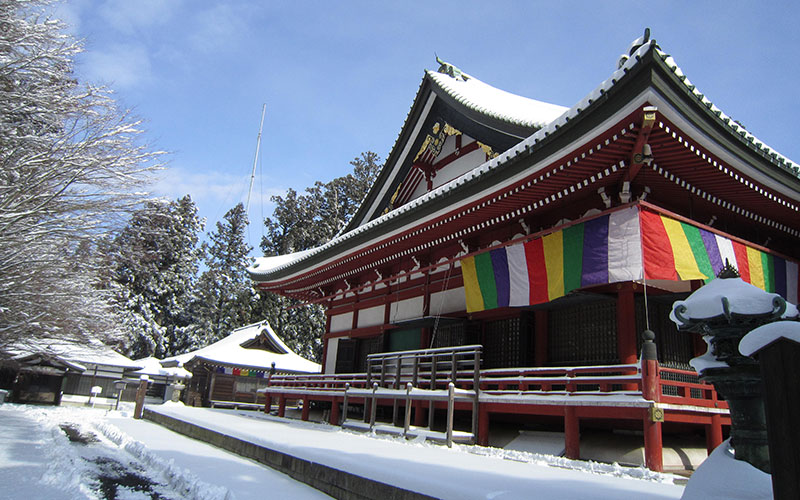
[420,327,431,350]
[321,310,332,372]
[301,399,311,421]
[414,401,426,427]
[278,395,286,417]
[616,283,638,365]
[478,406,490,446]
[534,310,548,366]
[706,413,723,454]
[564,406,580,459]
[642,358,661,402]
[263,394,271,413]
[643,414,663,472]
[330,397,340,425]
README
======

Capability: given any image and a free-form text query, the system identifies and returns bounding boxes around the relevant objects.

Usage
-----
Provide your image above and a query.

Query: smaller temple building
[0,340,142,407]
[163,321,320,408]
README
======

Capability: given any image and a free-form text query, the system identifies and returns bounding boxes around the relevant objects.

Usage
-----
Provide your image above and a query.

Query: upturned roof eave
[344,69,563,233]
[250,40,800,286]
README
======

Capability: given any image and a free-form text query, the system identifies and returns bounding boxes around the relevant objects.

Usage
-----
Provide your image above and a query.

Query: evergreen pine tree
[193,203,254,346]
[108,195,204,358]
[256,152,382,362]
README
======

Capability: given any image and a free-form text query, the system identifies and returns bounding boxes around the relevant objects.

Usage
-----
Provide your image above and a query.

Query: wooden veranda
[259,344,730,472]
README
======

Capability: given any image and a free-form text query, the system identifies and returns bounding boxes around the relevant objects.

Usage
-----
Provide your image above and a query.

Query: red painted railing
[658,366,726,409]
[479,364,643,395]
[262,363,725,409]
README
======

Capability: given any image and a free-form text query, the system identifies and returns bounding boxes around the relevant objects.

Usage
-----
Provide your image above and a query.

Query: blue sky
[55,1,800,250]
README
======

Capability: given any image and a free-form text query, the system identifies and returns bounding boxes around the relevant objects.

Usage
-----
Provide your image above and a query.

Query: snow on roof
[670,277,799,328]
[250,249,315,276]
[10,339,141,370]
[739,320,800,356]
[164,321,320,374]
[426,70,567,130]
[132,356,192,379]
[249,34,800,283]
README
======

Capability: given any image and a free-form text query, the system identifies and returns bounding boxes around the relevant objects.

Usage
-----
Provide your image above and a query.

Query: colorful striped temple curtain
[461,205,799,313]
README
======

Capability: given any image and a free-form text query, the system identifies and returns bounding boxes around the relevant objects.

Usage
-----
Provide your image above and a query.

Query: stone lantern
[670,268,799,474]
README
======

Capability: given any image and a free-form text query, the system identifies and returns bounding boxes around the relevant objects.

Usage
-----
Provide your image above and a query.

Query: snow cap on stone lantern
[669,273,798,474]
[671,278,797,330]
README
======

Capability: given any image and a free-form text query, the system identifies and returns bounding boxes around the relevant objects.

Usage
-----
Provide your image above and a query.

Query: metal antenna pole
[246,103,267,214]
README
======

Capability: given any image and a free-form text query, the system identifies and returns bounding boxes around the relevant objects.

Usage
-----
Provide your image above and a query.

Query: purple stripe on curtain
[700,228,724,275]
[490,248,510,308]
[581,215,609,286]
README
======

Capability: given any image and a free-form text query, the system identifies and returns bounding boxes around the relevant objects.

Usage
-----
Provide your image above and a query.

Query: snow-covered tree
[257,152,382,362]
[0,0,161,351]
[108,196,203,359]
[193,203,254,346]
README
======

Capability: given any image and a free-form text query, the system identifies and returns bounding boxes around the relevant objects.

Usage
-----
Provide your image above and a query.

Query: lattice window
[635,296,693,370]
[660,368,703,398]
[548,300,618,365]
[356,334,385,373]
[335,339,357,374]
[432,321,481,348]
[482,316,530,369]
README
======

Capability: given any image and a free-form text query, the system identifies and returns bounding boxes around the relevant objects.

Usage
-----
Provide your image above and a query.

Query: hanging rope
[429,259,455,348]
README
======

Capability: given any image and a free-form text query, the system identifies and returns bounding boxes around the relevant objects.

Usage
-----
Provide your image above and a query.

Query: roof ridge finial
[435,54,469,82]
[617,28,654,69]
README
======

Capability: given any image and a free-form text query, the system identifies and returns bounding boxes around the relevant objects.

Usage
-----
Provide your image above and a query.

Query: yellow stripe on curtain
[461,256,485,313]
[542,231,564,300]
[746,246,765,290]
[660,216,706,280]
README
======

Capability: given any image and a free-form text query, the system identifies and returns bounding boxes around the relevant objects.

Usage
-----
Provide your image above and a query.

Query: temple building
[163,321,320,408]
[247,31,800,472]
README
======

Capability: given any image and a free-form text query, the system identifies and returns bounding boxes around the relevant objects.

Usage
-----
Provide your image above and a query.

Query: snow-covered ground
[0,403,329,499]
[0,401,687,500]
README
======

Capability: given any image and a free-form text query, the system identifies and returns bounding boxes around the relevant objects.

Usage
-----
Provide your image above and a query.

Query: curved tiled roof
[164,321,320,373]
[427,70,567,130]
[249,37,800,283]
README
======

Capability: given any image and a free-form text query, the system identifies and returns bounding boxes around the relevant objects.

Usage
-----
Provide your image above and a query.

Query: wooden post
[369,382,378,430]
[706,413,723,454]
[330,397,340,425]
[263,393,271,413]
[278,395,286,417]
[342,383,350,425]
[478,405,490,446]
[534,309,548,366]
[413,401,426,427]
[644,414,664,472]
[446,382,455,448]
[133,376,149,420]
[564,406,579,459]
[742,325,800,500]
[404,383,412,438]
[392,355,402,426]
[616,283,638,365]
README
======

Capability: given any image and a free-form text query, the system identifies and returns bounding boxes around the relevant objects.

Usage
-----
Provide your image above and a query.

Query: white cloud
[98,0,184,35]
[188,4,252,53]
[80,43,153,89]
[149,165,284,229]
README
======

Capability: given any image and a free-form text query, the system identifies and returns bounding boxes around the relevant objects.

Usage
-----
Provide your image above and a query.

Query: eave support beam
[623,106,658,188]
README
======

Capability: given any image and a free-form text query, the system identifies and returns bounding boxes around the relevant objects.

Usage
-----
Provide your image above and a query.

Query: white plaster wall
[389,296,424,322]
[324,337,339,374]
[357,305,385,328]
[430,287,466,315]
[329,312,353,333]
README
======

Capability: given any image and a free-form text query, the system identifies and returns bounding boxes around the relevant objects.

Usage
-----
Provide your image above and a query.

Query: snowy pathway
[0,404,330,499]
[149,403,685,500]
